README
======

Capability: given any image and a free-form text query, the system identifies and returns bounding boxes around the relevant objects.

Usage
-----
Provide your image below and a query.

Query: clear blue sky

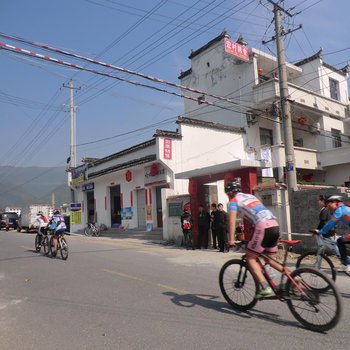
[1,0,349,167]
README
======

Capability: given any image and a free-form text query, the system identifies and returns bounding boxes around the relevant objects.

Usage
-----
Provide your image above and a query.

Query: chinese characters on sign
[224,39,249,62]
[163,138,172,160]
[70,203,82,225]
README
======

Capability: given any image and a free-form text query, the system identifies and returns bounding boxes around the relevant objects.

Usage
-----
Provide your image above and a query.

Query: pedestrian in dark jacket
[214,203,228,252]
[197,204,211,249]
[318,195,335,237]
[210,203,218,249]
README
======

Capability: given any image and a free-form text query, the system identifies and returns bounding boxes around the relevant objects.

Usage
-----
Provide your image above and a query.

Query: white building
[71,31,350,241]
[71,117,262,238]
[179,31,350,186]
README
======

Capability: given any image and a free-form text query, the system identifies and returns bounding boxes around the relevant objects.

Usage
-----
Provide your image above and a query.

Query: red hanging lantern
[125,170,132,182]
[150,163,158,176]
[297,116,307,126]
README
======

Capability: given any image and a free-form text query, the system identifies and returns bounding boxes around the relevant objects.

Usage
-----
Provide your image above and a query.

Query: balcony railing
[254,144,318,170]
[252,79,347,118]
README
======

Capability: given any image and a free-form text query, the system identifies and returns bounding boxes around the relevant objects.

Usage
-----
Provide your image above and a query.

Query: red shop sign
[150,163,158,176]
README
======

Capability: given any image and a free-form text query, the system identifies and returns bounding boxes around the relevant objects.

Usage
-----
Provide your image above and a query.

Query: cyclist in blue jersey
[48,209,67,257]
[226,179,281,299]
[317,195,350,272]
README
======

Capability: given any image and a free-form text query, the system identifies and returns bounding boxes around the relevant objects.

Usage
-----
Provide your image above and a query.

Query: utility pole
[274,5,298,193]
[265,0,299,194]
[69,79,77,170]
[272,102,284,183]
[263,1,302,235]
[63,79,80,203]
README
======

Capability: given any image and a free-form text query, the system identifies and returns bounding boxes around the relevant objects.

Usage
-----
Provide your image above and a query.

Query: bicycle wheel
[286,267,342,332]
[84,226,92,236]
[296,251,336,290]
[219,259,259,311]
[34,234,41,252]
[59,237,69,260]
[93,225,100,237]
[49,236,55,255]
[42,235,49,255]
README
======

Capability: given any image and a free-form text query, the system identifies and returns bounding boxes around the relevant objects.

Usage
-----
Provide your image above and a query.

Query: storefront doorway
[156,186,166,228]
[136,189,146,228]
[86,191,95,223]
[110,185,121,225]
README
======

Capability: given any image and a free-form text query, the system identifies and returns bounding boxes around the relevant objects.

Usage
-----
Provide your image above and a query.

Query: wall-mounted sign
[224,39,249,62]
[82,183,94,191]
[144,164,168,186]
[163,138,172,160]
[150,163,158,176]
[70,202,82,225]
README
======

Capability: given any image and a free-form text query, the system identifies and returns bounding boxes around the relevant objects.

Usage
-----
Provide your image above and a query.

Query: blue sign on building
[82,183,94,191]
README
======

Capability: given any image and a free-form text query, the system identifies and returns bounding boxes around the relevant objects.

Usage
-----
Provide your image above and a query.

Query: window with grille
[260,128,273,145]
[331,128,342,148]
[329,78,340,101]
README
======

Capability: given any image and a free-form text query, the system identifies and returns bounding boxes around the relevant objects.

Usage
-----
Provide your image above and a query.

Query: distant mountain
[0,166,71,210]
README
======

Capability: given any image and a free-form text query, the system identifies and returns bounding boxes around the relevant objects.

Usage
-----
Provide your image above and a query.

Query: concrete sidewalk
[72,227,165,244]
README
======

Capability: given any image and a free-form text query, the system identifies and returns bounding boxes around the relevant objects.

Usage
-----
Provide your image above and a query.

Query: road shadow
[163,291,304,330]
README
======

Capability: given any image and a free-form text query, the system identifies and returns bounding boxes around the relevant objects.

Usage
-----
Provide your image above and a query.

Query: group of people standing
[180,202,229,252]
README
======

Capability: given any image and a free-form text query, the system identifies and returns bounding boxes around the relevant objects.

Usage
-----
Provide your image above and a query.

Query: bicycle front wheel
[296,251,336,288]
[49,236,55,255]
[219,259,259,311]
[84,226,92,236]
[93,225,100,237]
[42,235,49,255]
[286,267,342,332]
[59,237,69,260]
[34,234,41,252]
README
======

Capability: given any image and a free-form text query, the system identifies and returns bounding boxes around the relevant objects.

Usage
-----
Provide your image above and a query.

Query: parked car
[0,212,19,231]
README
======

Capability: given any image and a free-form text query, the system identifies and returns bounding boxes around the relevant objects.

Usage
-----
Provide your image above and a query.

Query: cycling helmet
[37,211,43,215]
[53,209,60,215]
[224,179,241,194]
[325,195,343,203]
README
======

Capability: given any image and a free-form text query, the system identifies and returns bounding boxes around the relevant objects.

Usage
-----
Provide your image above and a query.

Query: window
[260,128,273,145]
[329,78,340,101]
[331,128,342,148]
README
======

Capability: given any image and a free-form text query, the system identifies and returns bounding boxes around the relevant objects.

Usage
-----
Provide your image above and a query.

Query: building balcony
[318,145,350,167]
[256,144,318,170]
[252,79,348,118]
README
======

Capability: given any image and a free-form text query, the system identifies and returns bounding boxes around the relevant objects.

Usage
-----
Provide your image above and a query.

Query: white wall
[181,39,255,128]
[177,123,245,171]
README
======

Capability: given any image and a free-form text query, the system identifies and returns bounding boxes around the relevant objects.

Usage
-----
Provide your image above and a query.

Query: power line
[0,32,242,107]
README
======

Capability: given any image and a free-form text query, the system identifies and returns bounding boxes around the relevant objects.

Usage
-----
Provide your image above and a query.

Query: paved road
[1,230,350,350]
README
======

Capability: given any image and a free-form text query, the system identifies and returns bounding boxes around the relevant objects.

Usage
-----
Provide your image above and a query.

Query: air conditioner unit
[311,122,321,134]
[246,113,257,125]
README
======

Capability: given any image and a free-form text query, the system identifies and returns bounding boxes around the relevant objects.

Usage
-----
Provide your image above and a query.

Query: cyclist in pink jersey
[226,179,281,299]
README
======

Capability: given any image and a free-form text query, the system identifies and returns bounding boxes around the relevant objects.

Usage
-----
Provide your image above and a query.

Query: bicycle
[84,222,101,237]
[34,227,49,254]
[219,239,342,332]
[295,231,340,286]
[49,232,69,260]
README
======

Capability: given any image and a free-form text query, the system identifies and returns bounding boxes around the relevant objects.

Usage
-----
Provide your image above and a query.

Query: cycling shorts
[247,219,280,254]
[54,228,65,236]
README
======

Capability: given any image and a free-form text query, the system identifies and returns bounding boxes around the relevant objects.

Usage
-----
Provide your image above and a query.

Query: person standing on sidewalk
[210,203,218,249]
[180,208,193,250]
[215,203,228,252]
[197,204,211,249]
